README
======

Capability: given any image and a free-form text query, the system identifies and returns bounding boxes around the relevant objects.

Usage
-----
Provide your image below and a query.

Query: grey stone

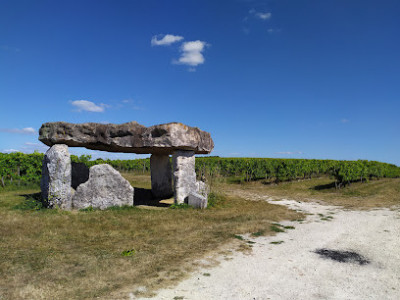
[71,162,89,190]
[72,164,134,210]
[41,144,72,209]
[196,180,210,198]
[38,121,214,155]
[150,154,173,199]
[188,192,208,209]
[173,150,196,204]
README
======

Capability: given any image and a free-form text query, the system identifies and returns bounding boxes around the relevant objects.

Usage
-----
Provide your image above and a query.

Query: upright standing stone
[150,154,173,199]
[173,150,196,204]
[72,164,134,210]
[41,144,72,209]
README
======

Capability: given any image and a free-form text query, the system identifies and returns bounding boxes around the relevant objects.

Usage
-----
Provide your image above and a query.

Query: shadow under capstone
[314,248,370,265]
[133,188,170,207]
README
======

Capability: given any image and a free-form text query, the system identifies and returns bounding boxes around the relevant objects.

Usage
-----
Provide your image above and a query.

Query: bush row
[1,152,399,188]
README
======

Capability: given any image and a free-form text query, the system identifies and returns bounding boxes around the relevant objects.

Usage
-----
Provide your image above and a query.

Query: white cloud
[256,12,272,20]
[341,118,350,123]
[3,149,19,153]
[267,28,281,34]
[0,127,36,134]
[71,100,105,112]
[175,40,208,67]
[24,142,40,146]
[249,9,272,20]
[0,45,20,52]
[151,34,184,46]
[275,151,303,155]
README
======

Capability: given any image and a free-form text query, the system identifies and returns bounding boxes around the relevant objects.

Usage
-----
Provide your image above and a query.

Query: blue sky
[1,0,399,165]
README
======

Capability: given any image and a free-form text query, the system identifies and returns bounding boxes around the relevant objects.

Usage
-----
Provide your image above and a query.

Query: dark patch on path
[314,248,370,265]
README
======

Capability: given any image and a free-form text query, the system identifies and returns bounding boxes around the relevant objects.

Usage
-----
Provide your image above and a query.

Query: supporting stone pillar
[40,144,72,209]
[150,154,173,199]
[172,150,196,204]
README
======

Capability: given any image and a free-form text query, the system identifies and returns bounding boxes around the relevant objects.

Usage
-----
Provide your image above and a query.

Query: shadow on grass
[15,192,48,210]
[311,182,336,191]
[15,188,172,211]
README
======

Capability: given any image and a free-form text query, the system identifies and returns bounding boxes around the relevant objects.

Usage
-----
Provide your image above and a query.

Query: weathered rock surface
[71,162,89,190]
[173,150,196,204]
[196,181,210,199]
[150,154,173,199]
[41,144,72,209]
[188,192,208,209]
[39,121,214,154]
[72,164,134,210]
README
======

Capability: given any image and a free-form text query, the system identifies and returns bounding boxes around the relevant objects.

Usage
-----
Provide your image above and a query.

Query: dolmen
[38,121,214,210]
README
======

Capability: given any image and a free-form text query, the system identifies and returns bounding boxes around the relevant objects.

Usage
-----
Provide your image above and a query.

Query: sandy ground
[136,195,400,300]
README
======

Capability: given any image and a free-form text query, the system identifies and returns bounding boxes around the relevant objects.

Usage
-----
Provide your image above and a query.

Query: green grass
[270,225,285,233]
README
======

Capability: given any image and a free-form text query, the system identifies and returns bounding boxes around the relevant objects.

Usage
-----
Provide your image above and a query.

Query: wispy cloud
[267,28,281,34]
[21,142,49,153]
[249,9,272,20]
[151,34,184,46]
[117,99,144,110]
[174,40,208,67]
[229,152,241,156]
[2,149,19,153]
[0,127,36,135]
[275,151,303,155]
[24,142,40,146]
[340,118,350,124]
[0,45,20,52]
[71,100,105,112]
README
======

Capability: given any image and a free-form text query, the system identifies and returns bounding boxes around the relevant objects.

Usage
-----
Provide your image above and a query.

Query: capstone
[39,121,214,154]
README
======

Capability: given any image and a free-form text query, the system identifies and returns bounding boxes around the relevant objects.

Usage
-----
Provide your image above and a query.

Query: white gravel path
[137,197,400,300]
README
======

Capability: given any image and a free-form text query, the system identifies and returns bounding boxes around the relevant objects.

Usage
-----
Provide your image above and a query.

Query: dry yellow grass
[0,174,302,299]
[217,177,400,209]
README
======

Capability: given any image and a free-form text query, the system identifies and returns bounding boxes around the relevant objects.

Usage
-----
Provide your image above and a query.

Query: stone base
[188,192,208,209]
[172,150,196,204]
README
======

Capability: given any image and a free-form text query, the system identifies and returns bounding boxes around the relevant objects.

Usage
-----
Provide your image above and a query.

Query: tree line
[1,152,399,189]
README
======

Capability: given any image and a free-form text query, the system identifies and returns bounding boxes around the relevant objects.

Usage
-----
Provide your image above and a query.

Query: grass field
[217,177,400,209]
[0,173,303,299]
[0,174,398,299]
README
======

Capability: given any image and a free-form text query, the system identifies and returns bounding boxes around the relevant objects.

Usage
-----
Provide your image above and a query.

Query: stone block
[188,192,208,209]
[173,150,196,204]
[72,164,134,210]
[196,180,210,198]
[41,144,72,209]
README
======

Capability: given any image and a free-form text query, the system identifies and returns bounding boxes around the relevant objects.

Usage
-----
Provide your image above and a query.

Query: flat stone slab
[39,121,214,154]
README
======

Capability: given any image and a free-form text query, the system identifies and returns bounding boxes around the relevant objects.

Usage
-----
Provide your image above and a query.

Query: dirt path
[137,194,400,300]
